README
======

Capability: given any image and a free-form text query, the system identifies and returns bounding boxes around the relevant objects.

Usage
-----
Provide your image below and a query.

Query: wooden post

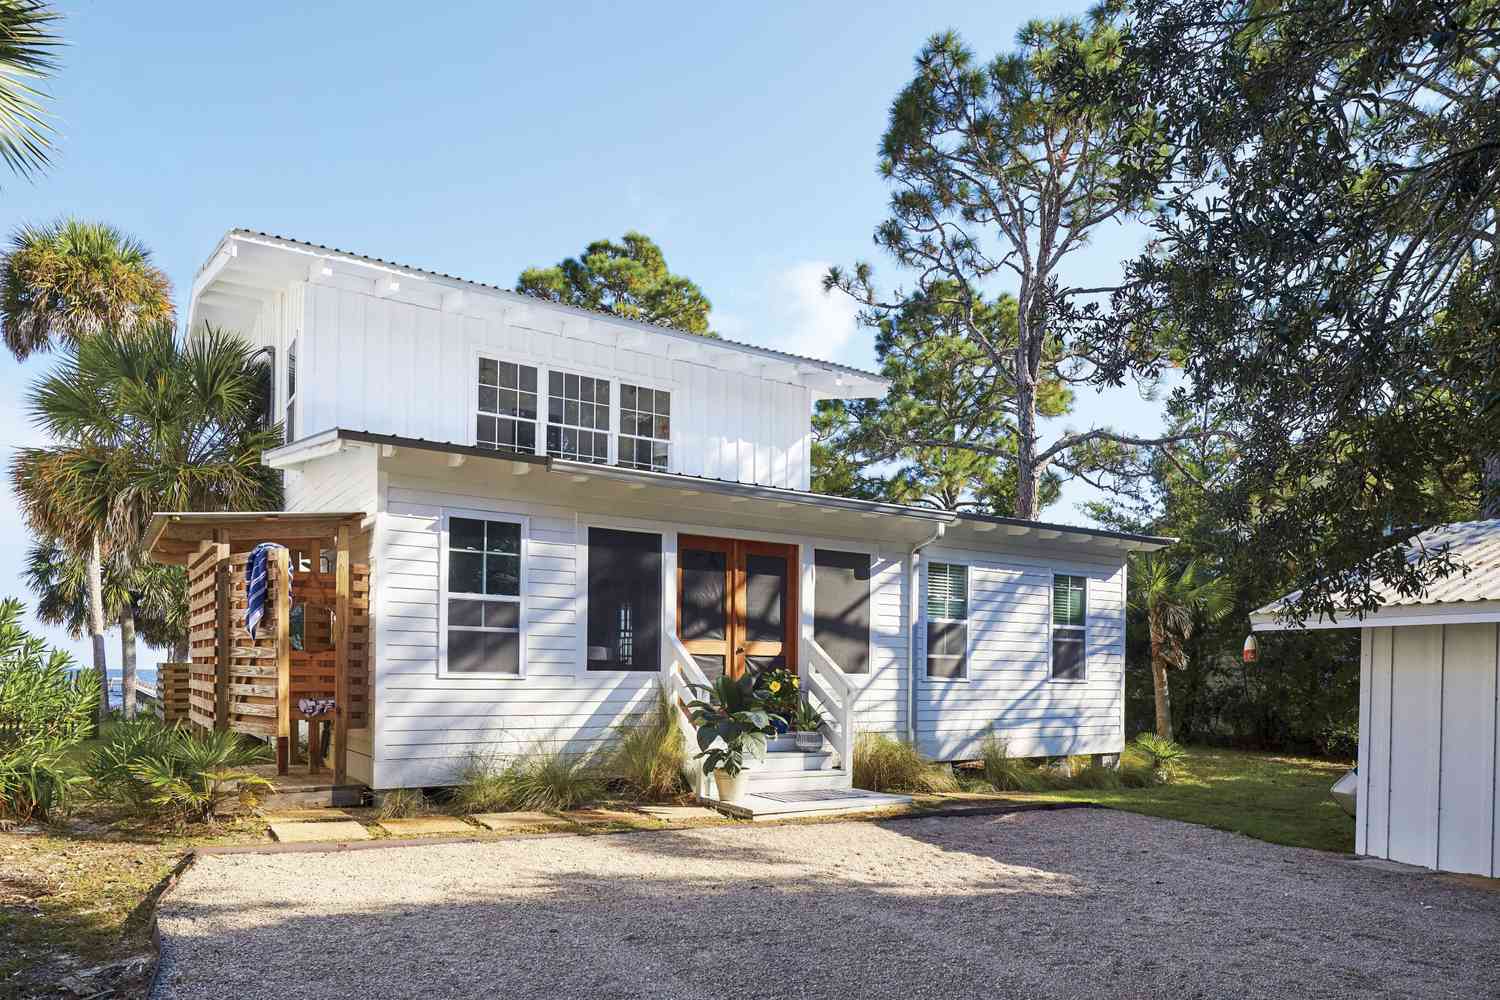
[213,530,231,732]
[275,547,292,775]
[335,524,352,786]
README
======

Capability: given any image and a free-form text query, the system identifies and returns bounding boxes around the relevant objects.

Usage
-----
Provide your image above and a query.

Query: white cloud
[758,261,865,366]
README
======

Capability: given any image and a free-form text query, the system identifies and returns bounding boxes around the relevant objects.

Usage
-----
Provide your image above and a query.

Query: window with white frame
[618,383,670,471]
[284,338,297,444]
[1051,574,1087,680]
[925,562,968,679]
[444,516,522,675]
[546,370,610,464]
[476,359,539,455]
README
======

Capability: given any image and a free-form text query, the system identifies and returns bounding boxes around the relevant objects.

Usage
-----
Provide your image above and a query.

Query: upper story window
[1051,574,1087,681]
[546,371,610,464]
[925,562,968,680]
[619,383,670,472]
[284,339,298,444]
[476,359,539,455]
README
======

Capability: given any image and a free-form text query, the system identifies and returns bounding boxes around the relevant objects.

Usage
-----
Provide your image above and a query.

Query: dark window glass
[813,549,871,674]
[477,359,539,455]
[1052,633,1085,680]
[926,620,967,679]
[744,553,787,643]
[618,382,670,471]
[1051,575,1087,680]
[680,548,726,641]
[586,528,661,671]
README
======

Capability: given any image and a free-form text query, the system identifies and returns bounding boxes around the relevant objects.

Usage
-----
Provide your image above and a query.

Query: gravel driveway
[154,808,1499,1000]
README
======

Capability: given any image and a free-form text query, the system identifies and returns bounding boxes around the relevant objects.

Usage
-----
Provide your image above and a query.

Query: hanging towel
[245,542,290,640]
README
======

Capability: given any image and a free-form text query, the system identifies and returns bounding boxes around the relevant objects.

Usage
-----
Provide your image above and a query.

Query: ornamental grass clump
[852,733,957,794]
[978,733,1046,792]
[602,685,686,802]
[497,741,604,811]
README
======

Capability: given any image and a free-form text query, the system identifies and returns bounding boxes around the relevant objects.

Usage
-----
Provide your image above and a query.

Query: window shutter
[1053,575,1085,627]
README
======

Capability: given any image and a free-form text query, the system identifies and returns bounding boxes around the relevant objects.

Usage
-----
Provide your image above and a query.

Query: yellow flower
[768,681,781,693]
[791,677,799,688]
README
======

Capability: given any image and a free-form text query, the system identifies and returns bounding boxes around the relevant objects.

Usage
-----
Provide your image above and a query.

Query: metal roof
[211,229,888,386]
[1253,518,1500,622]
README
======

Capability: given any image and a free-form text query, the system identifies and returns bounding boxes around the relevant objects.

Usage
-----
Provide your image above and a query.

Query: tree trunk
[120,600,137,721]
[1150,628,1173,740]
[173,635,188,663]
[1014,353,1041,519]
[86,532,109,725]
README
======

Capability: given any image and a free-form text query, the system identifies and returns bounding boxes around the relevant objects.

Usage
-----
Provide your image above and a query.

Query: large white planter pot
[714,768,749,803]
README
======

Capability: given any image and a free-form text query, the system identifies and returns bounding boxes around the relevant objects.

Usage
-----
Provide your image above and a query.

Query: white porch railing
[801,633,859,771]
[665,632,713,797]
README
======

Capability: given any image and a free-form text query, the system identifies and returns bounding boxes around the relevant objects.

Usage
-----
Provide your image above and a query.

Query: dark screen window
[586,528,661,671]
[813,549,871,674]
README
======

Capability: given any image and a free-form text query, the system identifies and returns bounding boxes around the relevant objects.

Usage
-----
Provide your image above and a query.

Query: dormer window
[546,370,610,464]
[619,383,670,472]
[476,359,539,455]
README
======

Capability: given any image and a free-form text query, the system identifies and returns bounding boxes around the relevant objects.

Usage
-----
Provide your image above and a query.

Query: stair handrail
[801,633,859,770]
[665,632,713,796]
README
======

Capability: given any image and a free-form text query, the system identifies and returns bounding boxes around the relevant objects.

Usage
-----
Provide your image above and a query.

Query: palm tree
[24,538,184,719]
[1131,555,1232,741]
[0,2,62,180]
[0,219,173,361]
[23,321,282,716]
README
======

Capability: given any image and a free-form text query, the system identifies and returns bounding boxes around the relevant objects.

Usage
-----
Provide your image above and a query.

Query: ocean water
[105,667,160,710]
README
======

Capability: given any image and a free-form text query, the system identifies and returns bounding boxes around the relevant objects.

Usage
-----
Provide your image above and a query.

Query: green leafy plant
[978,733,1045,792]
[687,673,781,776]
[1316,719,1359,761]
[85,716,176,812]
[0,597,96,821]
[1133,733,1187,784]
[791,697,825,735]
[495,740,603,811]
[752,666,799,725]
[851,733,957,793]
[602,685,687,802]
[129,727,272,825]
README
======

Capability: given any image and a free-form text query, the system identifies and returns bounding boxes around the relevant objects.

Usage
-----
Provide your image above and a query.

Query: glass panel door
[677,536,798,679]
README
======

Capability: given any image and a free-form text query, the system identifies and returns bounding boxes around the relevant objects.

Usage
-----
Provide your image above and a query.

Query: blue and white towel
[245,542,290,639]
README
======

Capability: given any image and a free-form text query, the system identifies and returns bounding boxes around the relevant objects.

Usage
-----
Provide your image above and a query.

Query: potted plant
[791,698,825,751]
[753,666,799,735]
[686,673,785,803]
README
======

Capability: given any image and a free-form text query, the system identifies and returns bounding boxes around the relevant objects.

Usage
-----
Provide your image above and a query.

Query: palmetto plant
[129,727,273,825]
[0,219,173,361]
[1131,555,1232,741]
[0,1,61,182]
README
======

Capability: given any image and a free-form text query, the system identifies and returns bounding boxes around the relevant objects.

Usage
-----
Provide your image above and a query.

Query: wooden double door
[677,535,798,681]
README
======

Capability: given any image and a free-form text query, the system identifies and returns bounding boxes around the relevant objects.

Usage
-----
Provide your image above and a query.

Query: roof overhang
[189,230,889,400]
[146,510,368,565]
[264,429,1173,555]
[1251,599,1500,632]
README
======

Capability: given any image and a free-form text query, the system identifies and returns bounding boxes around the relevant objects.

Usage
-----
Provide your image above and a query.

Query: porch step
[750,750,836,773]
[707,789,911,821]
[744,767,851,794]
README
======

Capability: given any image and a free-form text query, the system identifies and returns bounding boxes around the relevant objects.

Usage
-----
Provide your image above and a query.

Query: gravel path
[154,809,1500,1000]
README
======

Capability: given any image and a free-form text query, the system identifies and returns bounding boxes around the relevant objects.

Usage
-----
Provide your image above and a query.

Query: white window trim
[470,350,676,472]
[437,507,529,680]
[576,516,667,675]
[924,561,970,684]
[1049,572,1089,684]
[616,379,673,473]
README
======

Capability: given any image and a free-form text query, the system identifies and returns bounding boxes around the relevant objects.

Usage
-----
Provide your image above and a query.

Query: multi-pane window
[284,339,297,445]
[1051,574,1087,681]
[546,371,610,464]
[445,516,522,675]
[618,383,670,472]
[926,562,968,679]
[476,359,539,455]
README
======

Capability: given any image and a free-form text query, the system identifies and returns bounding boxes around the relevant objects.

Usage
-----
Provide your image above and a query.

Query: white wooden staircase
[666,634,910,820]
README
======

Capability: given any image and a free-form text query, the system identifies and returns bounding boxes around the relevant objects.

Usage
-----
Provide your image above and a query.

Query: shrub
[1070,761,1124,790]
[498,741,603,811]
[86,717,177,812]
[1316,719,1359,761]
[978,733,1045,792]
[129,728,273,825]
[602,685,686,802]
[378,787,427,819]
[0,599,97,822]
[1132,733,1187,784]
[852,733,958,793]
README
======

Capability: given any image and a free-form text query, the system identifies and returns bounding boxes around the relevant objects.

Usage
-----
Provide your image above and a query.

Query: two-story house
[178,229,1167,816]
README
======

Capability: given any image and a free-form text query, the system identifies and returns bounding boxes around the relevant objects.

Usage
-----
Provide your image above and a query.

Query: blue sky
[1,0,1165,667]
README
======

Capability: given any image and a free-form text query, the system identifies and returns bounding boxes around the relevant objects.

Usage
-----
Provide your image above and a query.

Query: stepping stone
[262,808,358,822]
[565,807,645,826]
[637,804,722,822]
[376,816,474,836]
[471,811,574,833]
[268,820,370,843]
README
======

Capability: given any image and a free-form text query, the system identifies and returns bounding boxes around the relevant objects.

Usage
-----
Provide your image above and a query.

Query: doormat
[751,789,884,804]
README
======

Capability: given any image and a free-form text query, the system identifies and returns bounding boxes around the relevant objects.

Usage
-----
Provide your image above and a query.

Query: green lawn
[1003,745,1356,853]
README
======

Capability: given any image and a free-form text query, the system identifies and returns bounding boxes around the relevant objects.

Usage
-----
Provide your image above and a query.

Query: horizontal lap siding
[302,284,814,490]
[916,547,1125,761]
[850,552,908,738]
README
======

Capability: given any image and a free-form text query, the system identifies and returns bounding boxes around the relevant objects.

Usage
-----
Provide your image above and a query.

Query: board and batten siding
[915,545,1126,761]
[1358,624,1500,876]
[293,282,814,490]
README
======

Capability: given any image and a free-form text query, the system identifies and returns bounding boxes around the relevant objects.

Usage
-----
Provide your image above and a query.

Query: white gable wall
[291,282,815,490]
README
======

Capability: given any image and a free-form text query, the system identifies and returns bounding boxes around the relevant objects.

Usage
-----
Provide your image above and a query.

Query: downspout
[907,522,946,747]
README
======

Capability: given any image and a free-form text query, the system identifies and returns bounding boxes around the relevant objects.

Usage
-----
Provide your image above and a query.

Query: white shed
[1251,519,1500,877]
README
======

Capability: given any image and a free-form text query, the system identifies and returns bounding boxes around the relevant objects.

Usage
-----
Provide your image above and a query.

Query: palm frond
[0,1,62,180]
